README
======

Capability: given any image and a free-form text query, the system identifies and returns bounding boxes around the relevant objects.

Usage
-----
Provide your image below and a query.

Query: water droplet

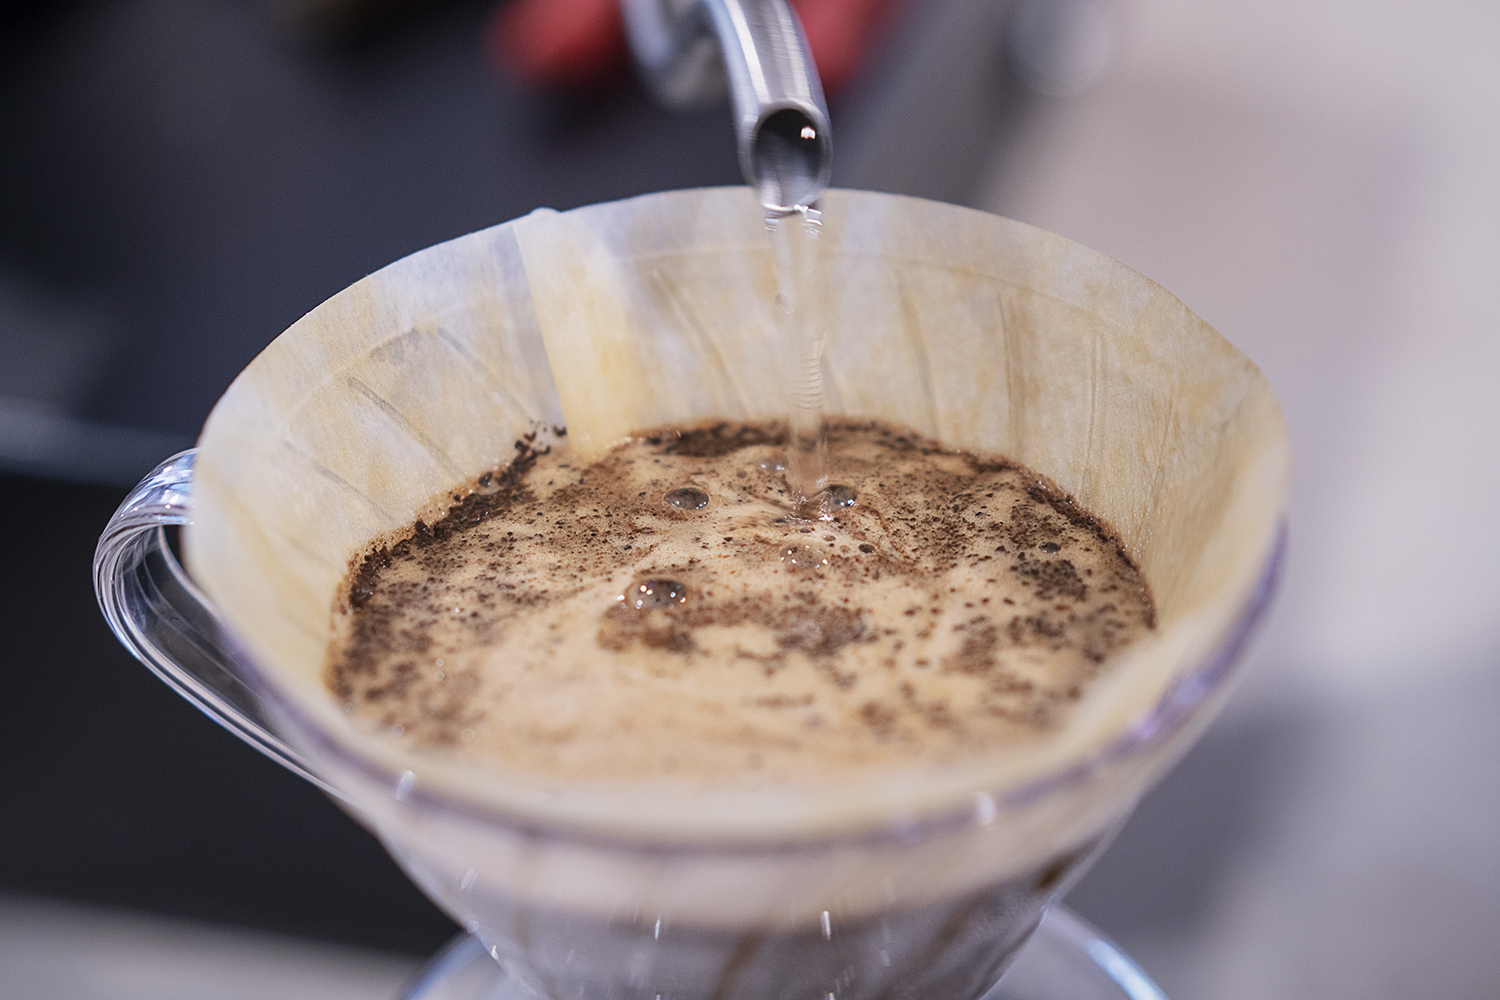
[665,487,710,510]
[821,484,856,509]
[858,543,875,554]
[782,544,829,570]
[1040,542,1061,553]
[757,457,787,473]
[974,792,998,825]
[390,724,405,736]
[434,657,444,668]
[620,578,688,610]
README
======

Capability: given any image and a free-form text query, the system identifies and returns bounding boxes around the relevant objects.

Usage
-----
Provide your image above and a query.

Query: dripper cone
[184,186,1283,859]
[171,189,1287,993]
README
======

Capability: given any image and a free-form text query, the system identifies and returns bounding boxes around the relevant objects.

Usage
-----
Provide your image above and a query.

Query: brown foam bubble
[324,420,1155,786]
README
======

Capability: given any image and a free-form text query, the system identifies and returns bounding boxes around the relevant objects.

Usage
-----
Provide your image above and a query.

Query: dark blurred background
[4,1,1499,997]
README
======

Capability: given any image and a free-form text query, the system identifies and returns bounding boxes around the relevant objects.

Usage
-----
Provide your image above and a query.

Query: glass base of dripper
[396,907,1167,1000]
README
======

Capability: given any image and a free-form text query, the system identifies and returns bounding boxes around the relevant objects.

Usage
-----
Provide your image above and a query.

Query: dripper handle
[93,451,341,798]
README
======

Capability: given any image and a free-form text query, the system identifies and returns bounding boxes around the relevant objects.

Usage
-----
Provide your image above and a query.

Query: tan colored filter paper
[185,187,1287,834]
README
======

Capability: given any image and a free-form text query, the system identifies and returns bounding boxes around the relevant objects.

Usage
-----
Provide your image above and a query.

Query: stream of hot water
[767,204,831,510]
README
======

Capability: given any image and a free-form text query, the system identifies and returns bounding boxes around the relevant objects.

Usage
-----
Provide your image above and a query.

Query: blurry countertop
[0,892,418,1000]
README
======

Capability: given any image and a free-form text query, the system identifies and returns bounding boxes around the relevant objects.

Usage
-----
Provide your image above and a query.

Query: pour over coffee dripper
[95,184,1286,1000]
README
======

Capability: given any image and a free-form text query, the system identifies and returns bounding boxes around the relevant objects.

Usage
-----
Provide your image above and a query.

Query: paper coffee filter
[186,187,1287,841]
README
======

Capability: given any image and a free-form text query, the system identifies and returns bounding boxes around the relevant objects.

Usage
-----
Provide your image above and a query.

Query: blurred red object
[488,0,899,95]
[489,0,630,90]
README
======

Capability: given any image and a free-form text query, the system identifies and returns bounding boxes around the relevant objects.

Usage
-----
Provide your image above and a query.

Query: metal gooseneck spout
[622,0,832,214]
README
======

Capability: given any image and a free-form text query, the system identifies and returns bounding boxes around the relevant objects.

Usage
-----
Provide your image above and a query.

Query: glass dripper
[96,187,1287,1000]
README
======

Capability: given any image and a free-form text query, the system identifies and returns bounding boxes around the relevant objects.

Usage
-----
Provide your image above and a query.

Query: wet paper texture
[183,188,1286,919]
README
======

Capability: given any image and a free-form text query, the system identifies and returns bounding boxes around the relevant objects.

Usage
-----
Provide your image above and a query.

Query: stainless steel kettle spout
[622,0,832,214]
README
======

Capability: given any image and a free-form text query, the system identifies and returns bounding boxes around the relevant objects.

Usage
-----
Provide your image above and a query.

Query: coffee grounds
[324,420,1155,785]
